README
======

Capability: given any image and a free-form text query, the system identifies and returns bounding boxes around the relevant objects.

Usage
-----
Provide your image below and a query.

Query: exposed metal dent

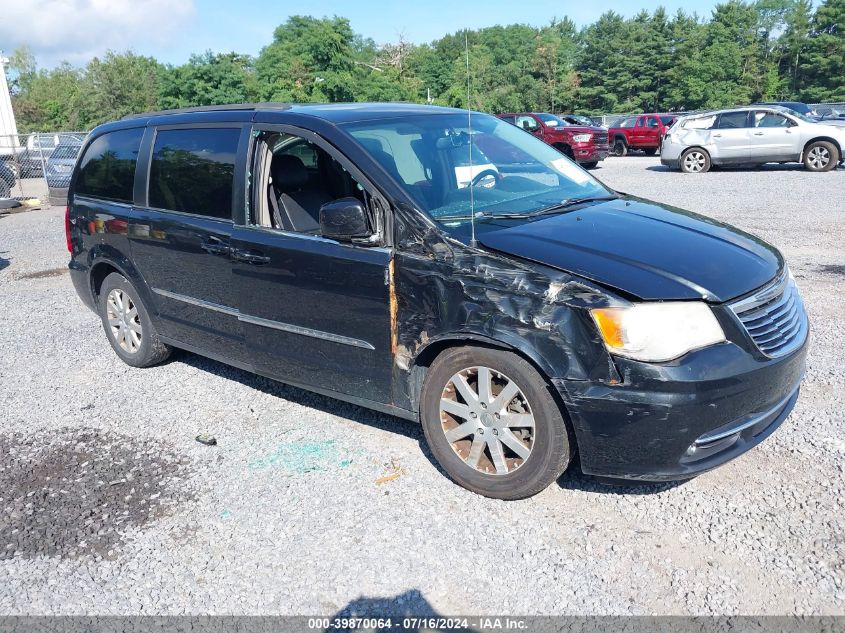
[390,205,625,411]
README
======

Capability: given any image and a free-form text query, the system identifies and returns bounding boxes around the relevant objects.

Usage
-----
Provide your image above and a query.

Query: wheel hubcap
[439,366,535,476]
[106,289,142,354]
[684,152,706,171]
[808,147,829,169]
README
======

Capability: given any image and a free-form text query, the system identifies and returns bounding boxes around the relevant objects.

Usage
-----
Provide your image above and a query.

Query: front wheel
[99,272,171,368]
[680,148,711,173]
[611,139,628,157]
[581,161,599,169]
[643,148,658,156]
[420,346,572,499]
[804,141,839,172]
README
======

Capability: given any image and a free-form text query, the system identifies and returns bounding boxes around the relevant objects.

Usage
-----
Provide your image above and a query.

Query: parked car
[66,103,808,499]
[497,112,609,168]
[0,160,16,198]
[661,105,845,173]
[608,113,677,156]
[46,139,84,206]
[815,105,845,127]
[559,114,603,128]
[45,140,83,186]
[752,101,819,119]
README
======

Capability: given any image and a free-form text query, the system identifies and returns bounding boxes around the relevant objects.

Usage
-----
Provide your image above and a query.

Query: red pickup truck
[497,112,609,168]
[607,113,677,156]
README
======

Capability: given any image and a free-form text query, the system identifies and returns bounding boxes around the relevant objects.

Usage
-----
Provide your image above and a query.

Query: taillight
[65,206,72,253]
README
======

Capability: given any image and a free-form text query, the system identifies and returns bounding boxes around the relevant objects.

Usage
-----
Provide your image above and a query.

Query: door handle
[233,248,270,265]
[713,133,722,138]
[753,132,764,136]
[201,240,230,256]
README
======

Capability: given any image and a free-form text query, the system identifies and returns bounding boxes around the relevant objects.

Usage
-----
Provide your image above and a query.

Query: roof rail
[122,102,291,120]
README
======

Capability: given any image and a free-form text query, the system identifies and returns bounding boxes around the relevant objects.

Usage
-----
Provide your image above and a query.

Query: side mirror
[319,197,371,242]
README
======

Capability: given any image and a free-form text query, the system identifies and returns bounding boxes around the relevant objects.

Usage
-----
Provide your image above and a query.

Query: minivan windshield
[343,113,612,223]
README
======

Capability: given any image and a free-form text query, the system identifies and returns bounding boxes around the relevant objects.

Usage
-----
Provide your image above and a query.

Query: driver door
[231,125,393,404]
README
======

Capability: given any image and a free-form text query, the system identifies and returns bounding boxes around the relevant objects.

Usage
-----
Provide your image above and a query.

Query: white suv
[660,106,845,173]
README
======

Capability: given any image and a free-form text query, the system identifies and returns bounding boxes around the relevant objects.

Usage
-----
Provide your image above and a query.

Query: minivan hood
[478,198,782,302]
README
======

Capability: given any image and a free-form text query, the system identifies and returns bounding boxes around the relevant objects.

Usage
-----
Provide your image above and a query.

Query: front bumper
[574,144,610,164]
[554,337,807,481]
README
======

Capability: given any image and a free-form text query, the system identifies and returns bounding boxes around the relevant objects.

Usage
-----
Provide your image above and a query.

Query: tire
[612,138,628,157]
[680,148,711,173]
[581,161,599,169]
[420,346,572,500]
[803,141,839,172]
[643,148,657,156]
[98,272,171,368]
[554,144,574,160]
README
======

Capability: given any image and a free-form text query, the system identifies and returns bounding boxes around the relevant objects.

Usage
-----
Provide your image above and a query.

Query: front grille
[730,270,808,358]
[594,132,609,145]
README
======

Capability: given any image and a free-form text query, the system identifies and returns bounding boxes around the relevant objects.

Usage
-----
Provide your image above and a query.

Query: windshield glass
[536,113,567,127]
[343,113,611,222]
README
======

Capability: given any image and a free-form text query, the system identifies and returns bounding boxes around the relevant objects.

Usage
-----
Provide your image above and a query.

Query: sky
[1,0,726,69]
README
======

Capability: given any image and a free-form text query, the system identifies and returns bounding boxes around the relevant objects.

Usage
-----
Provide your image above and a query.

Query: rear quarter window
[148,128,241,220]
[75,128,144,203]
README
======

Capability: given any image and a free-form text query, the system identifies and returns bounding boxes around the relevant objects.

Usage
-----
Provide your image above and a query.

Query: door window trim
[249,123,393,248]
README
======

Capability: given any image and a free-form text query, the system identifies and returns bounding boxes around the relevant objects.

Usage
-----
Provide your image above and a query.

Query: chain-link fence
[0,132,87,208]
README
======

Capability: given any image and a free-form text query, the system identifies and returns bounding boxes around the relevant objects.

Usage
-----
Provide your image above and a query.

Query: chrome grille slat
[730,271,807,358]
[747,302,800,339]
[742,293,795,326]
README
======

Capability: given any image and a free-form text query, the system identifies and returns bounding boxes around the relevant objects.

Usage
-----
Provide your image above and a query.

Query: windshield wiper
[530,194,619,217]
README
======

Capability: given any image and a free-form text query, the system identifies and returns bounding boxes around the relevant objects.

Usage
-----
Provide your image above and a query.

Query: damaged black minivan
[66,103,808,499]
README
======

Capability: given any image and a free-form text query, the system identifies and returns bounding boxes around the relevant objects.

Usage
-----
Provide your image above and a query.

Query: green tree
[798,0,845,101]
[255,15,355,102]
[82,51,162,124]
[158,51,259,109]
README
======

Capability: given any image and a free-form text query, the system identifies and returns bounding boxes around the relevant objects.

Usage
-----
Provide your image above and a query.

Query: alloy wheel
[807,146,830,170]
[106,288,142,354]
[439,366,535,475]
[683,151,707,172]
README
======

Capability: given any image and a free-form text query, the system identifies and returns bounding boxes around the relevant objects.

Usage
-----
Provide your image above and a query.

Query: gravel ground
[0,157,843,616]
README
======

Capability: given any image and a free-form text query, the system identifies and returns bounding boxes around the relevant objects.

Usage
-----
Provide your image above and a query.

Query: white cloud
[0,0,195,67]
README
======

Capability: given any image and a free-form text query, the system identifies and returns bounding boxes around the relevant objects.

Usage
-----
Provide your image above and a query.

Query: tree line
[6,0,844,133]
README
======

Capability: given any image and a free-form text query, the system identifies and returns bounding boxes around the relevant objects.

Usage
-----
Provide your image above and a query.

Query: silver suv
[661,106,845,173]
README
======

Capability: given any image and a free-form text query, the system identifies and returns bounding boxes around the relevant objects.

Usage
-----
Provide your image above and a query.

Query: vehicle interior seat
[270,154,329,234]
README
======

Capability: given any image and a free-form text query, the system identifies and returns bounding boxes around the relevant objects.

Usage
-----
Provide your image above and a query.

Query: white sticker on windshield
[546,121,558,126]
[551,158,591,185]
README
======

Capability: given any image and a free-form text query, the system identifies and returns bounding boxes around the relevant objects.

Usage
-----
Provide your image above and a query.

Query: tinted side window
[499,115,516,125]
[76,128,143,203]
[715,112,750,129]
[148,128,240,219]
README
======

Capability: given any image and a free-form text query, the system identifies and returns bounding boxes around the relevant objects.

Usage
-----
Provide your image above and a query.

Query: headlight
[590,302,725,362]
[572,133,592,143]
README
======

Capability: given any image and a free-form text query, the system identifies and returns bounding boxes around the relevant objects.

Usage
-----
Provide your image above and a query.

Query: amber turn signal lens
[591,308,626,349]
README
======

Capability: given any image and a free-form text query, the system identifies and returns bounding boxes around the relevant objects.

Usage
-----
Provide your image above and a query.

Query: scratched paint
[248,440,353,473]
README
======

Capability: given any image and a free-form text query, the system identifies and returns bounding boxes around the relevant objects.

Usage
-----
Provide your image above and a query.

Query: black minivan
[66,103,808,499]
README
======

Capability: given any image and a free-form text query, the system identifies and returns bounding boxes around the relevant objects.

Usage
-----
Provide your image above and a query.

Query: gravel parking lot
[1,156,843,616]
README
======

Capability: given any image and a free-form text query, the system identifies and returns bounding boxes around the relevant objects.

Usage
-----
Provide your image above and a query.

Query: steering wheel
[470,169,500,189]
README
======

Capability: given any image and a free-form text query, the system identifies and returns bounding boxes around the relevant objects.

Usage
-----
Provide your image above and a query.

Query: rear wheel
[612,138,628,157]
[680,148,711,173]
[98,272,171,368]
[643,148,658,156]
[803,141,839,172]
[420,346,571,499]
[581,161,599,169]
